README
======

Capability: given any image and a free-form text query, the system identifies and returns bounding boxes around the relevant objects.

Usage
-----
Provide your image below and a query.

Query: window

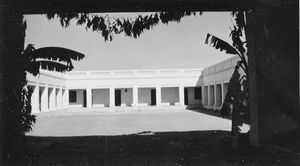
[194,87,201,100]
[69,90,77,102]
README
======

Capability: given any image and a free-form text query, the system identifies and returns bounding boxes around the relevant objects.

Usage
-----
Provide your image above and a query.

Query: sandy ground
[28,108,232,136]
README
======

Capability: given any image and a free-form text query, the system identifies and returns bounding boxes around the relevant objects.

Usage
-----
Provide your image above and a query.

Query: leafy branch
[45,11,202,41]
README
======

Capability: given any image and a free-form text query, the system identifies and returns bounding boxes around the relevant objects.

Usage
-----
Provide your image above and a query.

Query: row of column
[83,85,186,108]
[201,81,228,110]
[30,83,222,111]
[29,83,69,113]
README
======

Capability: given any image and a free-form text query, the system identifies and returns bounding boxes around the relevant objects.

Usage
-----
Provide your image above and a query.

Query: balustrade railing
[65,68,202,79]
[37,57,238,79]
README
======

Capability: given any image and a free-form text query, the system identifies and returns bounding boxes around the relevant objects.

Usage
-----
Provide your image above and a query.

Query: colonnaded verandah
[27,55,240,112]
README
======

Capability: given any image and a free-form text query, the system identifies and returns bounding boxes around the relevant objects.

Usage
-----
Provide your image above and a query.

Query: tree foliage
[45,11,202,41]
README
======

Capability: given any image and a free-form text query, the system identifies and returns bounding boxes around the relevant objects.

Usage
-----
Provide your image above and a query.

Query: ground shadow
[187,108,232,121]
[4,130,299,166]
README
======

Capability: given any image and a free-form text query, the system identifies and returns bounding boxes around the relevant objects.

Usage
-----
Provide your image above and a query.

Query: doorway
[150,89,156,106]
[83,90,87,107]
[115,89,121,106]
[184,88,189,105]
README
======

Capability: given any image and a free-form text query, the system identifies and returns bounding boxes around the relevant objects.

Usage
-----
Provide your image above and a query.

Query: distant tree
[205,11,249,136]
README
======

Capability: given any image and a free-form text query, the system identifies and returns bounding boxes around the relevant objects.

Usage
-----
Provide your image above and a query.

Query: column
[55,88,58,109]
[35,84,40,113]
[57,87,62,109]
[207,85,211,107]
[64,89,69,108]
[59,87,63,109]
[86,87,92,108]
[29,85,36,114]
[201,86,205,105]
[179,85,184,106]
[221,82,225,106]
[49,86,55,110]
[109,87,115,107]
[217,84,222,108]
[224,83,228,99]
[156,86,161,106]
[41,85,48,112]
[61,89,65,108]
[214,84,218,108]
[133,86,138,107]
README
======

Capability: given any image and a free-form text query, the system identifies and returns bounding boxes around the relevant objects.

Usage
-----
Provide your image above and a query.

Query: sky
[24,12,234,71]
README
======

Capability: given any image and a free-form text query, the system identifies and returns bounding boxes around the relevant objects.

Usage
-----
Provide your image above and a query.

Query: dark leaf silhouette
[205,33,239,55]
[230,26,246,54]
[46,11,202,41]
[231,11,246,32]
[29,47,85,61]
[23,45,85,76]
[36,60,73,72]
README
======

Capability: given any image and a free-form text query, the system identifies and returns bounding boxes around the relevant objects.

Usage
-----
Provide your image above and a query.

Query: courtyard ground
[28,107,233,136]
[5,107,300,165]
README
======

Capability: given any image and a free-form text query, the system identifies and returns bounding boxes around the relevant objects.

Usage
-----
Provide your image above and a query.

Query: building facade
[26,56,240,113]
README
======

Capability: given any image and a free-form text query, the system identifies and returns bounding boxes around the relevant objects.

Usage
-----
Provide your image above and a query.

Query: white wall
[138,88,152,105]
[202,56,239,85]
[69,89,84,107]
[92,89,109,107]
[161,87,179,105]
[27,70,66,87]
[66,69,203,90]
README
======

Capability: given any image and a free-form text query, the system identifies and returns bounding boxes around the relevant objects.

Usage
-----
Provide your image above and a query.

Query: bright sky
[24,12,234,71]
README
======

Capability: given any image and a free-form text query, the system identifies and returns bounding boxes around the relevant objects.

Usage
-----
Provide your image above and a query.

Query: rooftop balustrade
[30,56,239,82]
[65,68,203,80]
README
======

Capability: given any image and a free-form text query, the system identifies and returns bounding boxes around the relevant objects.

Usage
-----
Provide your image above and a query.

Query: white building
[26,56,240,113]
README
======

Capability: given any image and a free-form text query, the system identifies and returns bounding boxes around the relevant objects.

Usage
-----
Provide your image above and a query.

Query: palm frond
[36,60,73,73]
[205,33,239,55]
[31,47,85,61]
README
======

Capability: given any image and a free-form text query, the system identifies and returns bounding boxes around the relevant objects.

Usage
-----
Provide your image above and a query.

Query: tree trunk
[247,0,299,145]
